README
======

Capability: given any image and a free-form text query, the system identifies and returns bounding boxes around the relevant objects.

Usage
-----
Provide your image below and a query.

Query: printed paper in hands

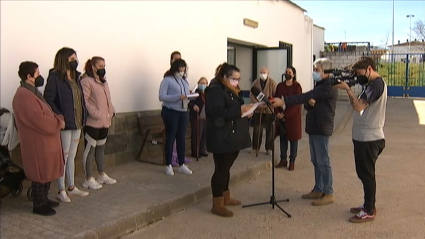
[187,93,199,99]
[241,102,266,118]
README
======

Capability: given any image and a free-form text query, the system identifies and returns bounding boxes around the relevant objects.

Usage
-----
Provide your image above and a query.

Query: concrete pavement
[122,98,425,239]
[0,101,353,239]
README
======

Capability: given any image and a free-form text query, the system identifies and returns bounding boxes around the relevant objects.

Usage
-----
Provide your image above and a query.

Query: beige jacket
[81,76,116,129]
[249,77,277,114]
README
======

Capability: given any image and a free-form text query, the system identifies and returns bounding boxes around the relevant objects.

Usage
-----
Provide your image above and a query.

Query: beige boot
[211,197,233,217]
[312,194,334,206]
[301,191,323,200]
[223,190,241,206]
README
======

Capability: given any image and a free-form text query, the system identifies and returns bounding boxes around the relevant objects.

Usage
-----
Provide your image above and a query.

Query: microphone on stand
[250,87,271,106]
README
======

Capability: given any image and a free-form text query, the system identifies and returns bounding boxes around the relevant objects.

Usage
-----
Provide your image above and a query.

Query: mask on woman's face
[179,71,185,77]
[229,79,239,87]
[312,72,322,82]
[198,84,207,91]
[69,60,78,70]
[96,68,106,78]
[285,74,292,81]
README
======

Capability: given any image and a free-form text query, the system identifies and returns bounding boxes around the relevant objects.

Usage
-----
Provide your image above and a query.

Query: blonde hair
[198,77,208,84]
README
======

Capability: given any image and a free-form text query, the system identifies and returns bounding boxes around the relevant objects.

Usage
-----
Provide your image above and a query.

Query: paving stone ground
[0,101,352,239]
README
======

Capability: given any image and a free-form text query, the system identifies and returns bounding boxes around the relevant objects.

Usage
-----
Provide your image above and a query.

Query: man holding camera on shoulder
[333,56,387,223]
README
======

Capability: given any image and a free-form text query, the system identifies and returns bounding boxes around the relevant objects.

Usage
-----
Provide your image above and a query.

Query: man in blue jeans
[271,58,338,206]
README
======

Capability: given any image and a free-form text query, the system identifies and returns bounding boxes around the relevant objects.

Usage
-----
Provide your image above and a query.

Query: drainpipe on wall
[305,15,314,91]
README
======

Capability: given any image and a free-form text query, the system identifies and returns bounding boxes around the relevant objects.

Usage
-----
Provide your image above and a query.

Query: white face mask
[260,73,268,80]
[179,71,185,77]
[229,79,239,87]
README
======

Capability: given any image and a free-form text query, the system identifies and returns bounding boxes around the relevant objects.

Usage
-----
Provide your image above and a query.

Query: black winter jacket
[283,78,338,136]
[44,69,87,130]
[205,82,251,154]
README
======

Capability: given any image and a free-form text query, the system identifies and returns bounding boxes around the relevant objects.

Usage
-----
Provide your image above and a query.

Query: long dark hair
[287,66,297,82]
[164,59,187,78]
[53,47,77,80]
[215,63,240,95]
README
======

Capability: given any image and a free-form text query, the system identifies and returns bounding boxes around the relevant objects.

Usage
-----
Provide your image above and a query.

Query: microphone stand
[242,102,291,218]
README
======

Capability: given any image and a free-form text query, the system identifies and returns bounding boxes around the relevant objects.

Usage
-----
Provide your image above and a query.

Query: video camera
[325,69,358,87]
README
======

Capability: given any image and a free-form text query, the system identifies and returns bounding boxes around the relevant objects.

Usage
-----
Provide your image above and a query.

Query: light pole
[407,14,414,53]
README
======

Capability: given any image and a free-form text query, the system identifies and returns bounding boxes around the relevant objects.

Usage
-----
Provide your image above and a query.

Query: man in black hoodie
[271,58,338,206]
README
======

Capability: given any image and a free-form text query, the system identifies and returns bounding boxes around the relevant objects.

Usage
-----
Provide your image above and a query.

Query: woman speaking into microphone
[205,63,253,217]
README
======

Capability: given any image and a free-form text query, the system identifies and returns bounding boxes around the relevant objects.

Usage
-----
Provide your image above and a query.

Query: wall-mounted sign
[243,18,258,29]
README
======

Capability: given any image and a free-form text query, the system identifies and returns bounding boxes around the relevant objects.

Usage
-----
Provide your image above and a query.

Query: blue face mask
[312,72,322,82]
[198,84,207,91]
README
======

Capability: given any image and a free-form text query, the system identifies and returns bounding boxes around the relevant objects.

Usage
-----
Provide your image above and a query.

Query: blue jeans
[309,134,333,195]
[279,124,298,163]
[161,107,189,166]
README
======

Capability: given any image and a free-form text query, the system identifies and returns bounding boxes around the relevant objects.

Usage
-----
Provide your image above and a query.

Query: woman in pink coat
[12,61,65,216]
[80,56,117,189]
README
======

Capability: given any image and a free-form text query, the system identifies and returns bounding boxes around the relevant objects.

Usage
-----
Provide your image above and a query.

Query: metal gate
[374,53,425,98]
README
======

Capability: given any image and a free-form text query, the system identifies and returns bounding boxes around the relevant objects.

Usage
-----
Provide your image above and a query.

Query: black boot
[33,204,56,216]
[47,199,60,208]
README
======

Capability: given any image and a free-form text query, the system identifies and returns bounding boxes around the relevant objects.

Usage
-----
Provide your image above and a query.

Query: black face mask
[96,68,106,78]
[357,75,369,85]
[69,60,78,70]
[357,69,371,85]
[285,74,292,81]
[34,75,45,87]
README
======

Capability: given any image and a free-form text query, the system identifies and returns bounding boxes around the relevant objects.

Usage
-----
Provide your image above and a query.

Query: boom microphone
[250,87,271,106]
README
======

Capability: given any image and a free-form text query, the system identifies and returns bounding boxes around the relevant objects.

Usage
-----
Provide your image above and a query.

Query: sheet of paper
[241,102,265,118]
[187,93,199,99]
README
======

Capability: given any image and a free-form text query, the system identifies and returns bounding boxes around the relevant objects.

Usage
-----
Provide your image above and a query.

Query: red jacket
[12,87,64,183]
[274,81,302,141]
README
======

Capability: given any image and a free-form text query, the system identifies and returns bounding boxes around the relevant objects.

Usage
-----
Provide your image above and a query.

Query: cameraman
[271,58,338,206]
[334,56,386,223]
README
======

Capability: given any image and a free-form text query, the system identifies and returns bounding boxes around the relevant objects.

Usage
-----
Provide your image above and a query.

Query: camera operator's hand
[308,98,316,106]
[333,81,350,90]
[276,113,284,119]
[271,98,285,107]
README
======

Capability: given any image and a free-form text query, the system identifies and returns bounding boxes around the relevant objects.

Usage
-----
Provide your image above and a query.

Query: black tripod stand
[242,103,292,218]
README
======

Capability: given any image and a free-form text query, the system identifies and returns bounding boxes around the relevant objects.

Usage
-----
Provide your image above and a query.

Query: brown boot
[288,162,295,171]
[211,197,233,217]
[275,159,288,168]
[223,190,241,206]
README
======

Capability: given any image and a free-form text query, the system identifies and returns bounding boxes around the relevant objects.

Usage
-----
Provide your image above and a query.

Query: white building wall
[313,25,325,61]
[1,0,315,113]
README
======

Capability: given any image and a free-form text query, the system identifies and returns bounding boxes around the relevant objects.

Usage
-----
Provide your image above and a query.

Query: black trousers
[252,113,274,151]
[32,181,51,208]
[211,151,239,197]
[353,139,385,214]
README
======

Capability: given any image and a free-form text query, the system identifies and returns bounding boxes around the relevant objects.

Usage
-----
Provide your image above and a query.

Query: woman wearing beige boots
[205,63,253,217]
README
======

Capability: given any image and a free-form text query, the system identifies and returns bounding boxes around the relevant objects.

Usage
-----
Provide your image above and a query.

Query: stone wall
[320,50,365,100]
[10,110,192,175]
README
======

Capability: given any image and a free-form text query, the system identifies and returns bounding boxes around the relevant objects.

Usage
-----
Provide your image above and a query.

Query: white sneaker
[57,190,71,203]
[97,173,117,185]
[67,186,89,196]
[178,164,192,175]
[165,165,174,176]
[83,177,103,190]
